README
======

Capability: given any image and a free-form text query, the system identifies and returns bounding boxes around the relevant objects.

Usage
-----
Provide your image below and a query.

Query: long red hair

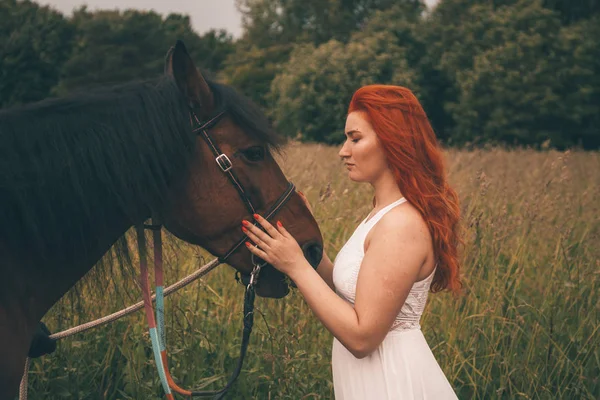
[348,85,462,293]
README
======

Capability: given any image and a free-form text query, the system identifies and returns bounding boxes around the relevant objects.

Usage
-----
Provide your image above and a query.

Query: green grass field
[28,144,599,399]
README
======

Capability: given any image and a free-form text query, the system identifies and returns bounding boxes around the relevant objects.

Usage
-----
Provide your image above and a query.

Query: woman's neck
[371,169,403,209]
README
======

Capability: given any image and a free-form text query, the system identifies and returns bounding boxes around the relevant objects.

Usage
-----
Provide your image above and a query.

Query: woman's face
[339,111,389,183]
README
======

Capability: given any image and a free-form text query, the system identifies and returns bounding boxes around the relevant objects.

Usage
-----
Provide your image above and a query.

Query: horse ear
[165,40,215,117]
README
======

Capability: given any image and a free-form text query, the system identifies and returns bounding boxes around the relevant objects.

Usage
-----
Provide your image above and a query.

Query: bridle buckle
[215,153,232,172]
[248,263,261,288]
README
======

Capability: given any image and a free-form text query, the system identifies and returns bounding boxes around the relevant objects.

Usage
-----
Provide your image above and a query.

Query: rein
[19,109,296,400]
[19,108,294,400]
[135,109,296,399]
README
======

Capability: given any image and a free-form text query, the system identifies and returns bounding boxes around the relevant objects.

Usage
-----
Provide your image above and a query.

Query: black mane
[0,75,281,268]
[208,80,282,152]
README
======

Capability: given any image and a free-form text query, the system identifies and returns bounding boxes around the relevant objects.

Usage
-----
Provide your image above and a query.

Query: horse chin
[253,265,290,299]
[162,223,290,298]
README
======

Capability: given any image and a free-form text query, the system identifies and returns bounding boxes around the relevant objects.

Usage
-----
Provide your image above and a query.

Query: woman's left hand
[242,214,307,277]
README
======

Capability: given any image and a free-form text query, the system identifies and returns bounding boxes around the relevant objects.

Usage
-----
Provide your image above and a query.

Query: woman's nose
[339,141,350,158]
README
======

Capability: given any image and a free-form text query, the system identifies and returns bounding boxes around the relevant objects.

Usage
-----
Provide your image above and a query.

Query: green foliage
[350,4,453,139]
[192,29,236,74]
[0,0,74,107]
[228,0,424,107]
[418,0,599,148]
[419,0,524,140]
[555,15,600,149]
[443,1,599,148]
[1,0,598,149]
[221,42,294,108]
[448,1,563,146]
[269,31,417,143]
[236,0,422,47]
[54,8,234,94]
[542,0,600,23]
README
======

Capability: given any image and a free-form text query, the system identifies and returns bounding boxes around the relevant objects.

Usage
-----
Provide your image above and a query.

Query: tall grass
[28,144,599,399]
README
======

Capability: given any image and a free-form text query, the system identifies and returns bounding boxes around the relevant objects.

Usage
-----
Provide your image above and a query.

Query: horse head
[160,41,323,298]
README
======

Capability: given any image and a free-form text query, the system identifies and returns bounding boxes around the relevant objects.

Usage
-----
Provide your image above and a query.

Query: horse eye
[241,146,265,162]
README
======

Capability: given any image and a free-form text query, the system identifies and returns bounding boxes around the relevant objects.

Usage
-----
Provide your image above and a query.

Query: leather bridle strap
[219,182,295,264]
[144,182,294,399]
[138,222,258,399]
[136,223,175,400]
[192,111,256,216]
[137,108,297,399]
[192,108,296,266]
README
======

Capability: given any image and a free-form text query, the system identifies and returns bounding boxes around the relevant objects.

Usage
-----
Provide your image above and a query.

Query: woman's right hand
[298,191,314,214]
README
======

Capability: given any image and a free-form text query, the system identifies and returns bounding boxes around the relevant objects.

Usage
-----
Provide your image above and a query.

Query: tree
[236,0,417,47]
[162,14,234,73]
[54,8,234,94]
[221,42,293,108]
[449,1,599,148]
[351,4,451,138]
[542,0,600,24]
[418,0,525,139]
[551,15,600,148]
[0,0,74,107]
[189,29,235,74]
[226,0,421,107]
[270,31,417,143]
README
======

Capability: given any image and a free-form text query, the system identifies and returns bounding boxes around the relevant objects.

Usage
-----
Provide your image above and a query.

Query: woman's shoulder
[362,202,434,282]
[365,202,431,252]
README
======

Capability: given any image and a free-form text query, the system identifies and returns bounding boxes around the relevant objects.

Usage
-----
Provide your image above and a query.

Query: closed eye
[240,146,266,162]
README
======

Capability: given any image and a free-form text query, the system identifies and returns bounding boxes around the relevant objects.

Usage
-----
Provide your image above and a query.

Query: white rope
[19,257,221,399]
[19,357,29,400]
[50,258,220,340]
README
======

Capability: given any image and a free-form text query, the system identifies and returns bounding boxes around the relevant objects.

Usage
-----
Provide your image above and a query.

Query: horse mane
[0,74,282,276]
[208,80,283,152]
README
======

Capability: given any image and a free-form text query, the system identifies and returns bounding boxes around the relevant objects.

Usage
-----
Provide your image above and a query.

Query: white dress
[331,198,458,400]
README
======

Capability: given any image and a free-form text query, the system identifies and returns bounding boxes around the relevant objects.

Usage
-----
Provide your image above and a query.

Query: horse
[0,41,323,398]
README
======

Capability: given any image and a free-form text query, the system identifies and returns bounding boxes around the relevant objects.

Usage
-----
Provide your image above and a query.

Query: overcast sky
[38,0,440,37]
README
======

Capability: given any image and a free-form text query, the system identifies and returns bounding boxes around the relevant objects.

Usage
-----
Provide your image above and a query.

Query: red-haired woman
[243,85,461,399]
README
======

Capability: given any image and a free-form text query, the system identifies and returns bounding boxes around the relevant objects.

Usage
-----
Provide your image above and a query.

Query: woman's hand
[243,214,310,277]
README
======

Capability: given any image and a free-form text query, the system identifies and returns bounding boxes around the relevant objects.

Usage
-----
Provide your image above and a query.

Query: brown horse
[0,41,323,398]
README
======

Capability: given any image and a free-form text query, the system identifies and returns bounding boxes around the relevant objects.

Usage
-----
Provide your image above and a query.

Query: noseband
[136,109,296,399]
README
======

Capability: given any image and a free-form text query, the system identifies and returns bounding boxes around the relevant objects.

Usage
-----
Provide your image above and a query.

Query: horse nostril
[302,242,323,269]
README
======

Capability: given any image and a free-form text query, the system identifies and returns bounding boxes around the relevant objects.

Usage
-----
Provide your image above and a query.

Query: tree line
[1,0,598,149]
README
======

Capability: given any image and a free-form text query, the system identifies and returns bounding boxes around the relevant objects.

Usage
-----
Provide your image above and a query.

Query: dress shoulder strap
[362,197,407,226]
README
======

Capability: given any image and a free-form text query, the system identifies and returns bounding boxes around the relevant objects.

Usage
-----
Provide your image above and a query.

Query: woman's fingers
[276,220,291,238]
[245,241,270,262]
[242,219,273,245]
[243,223,270,249]
[253,214,282,239]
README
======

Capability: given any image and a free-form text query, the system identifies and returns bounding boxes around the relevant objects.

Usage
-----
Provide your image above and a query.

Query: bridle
[136,109,296,399]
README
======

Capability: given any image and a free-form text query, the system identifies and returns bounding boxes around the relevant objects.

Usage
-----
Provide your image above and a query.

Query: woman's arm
[245,209,430,359]
[289,210,427,358]
[316,251,335,290]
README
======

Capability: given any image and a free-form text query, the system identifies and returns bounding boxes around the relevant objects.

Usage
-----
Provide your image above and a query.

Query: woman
[243,85,461,399]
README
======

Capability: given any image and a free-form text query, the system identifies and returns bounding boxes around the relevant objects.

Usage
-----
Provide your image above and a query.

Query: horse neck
[3,202,142,324]
[0,204,137,399]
